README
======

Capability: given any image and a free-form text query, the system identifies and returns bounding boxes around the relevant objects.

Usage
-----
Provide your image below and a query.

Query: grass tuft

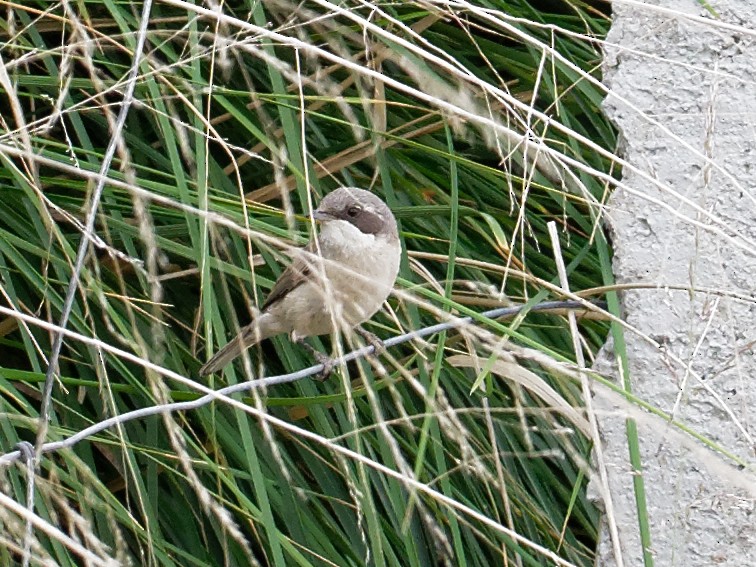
[0,1,620,565]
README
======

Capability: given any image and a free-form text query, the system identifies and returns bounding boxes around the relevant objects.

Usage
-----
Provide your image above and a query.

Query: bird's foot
[311,349,335,381]
[296,338,335,381]
[356,326,385,354]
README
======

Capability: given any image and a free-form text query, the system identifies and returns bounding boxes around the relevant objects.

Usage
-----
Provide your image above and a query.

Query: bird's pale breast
[273,219,400,339]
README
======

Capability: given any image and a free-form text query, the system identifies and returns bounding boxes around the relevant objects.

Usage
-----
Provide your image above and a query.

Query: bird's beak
[312,209,334,222]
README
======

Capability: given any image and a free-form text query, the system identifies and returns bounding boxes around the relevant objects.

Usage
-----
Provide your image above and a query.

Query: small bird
[199,187,401,377]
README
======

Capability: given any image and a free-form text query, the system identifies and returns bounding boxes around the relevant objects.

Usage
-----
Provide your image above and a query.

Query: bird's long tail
[199,318,270,376]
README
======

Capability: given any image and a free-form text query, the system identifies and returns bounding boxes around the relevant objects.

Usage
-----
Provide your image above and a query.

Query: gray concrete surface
[592,1,756,565]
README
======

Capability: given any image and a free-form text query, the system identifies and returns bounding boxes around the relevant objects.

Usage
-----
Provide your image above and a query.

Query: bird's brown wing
[261,240,317,311]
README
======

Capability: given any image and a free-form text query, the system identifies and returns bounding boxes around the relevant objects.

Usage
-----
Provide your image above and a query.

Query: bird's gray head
[313,187,398,239]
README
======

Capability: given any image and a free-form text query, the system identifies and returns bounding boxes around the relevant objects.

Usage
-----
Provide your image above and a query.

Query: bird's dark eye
[346,205,362,217]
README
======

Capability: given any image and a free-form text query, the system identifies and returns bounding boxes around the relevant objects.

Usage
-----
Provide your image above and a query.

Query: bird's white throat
[318,219,381,258]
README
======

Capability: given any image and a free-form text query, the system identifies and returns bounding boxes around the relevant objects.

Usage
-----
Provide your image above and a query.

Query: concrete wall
[593,1,756,565]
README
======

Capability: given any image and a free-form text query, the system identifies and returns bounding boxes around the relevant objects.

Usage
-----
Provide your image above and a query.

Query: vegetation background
[0,1,620,565]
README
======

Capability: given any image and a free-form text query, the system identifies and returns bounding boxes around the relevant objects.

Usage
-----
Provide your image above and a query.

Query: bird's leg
[356,326,385,354]
[295,337,334,381]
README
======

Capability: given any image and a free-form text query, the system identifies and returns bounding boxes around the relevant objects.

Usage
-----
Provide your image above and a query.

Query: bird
[199,187,401,377]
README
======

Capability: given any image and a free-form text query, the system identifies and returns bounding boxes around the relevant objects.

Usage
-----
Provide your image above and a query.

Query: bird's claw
[296,337,335,381]
[356,327,385,354]
[311,350,335,381]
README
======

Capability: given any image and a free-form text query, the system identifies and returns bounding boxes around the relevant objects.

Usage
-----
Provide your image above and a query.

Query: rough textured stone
[592,1,756,565]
